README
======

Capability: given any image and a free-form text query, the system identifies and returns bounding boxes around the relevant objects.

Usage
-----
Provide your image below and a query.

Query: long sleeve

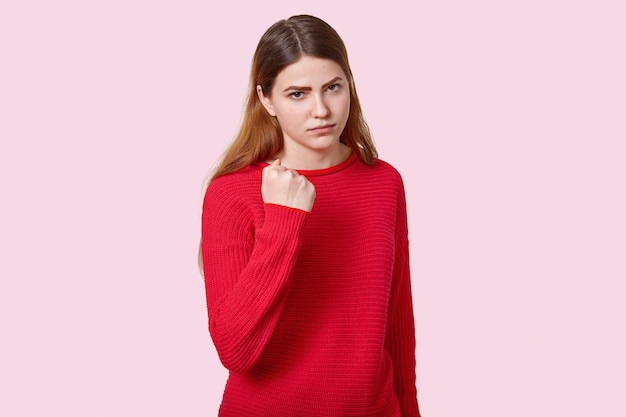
[203,157,420,416]
[386,180,421,417]
[201,177,309,374]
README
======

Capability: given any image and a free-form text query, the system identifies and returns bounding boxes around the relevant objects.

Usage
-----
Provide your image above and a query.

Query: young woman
[201,15,421,416]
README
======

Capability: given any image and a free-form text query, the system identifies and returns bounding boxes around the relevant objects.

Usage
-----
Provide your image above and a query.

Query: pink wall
[1,1,624,415]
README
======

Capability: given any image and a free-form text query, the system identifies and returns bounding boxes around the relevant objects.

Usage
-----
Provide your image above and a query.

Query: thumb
[263,158,281,181]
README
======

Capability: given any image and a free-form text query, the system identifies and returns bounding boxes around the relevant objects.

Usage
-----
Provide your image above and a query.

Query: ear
[256,85,276,117]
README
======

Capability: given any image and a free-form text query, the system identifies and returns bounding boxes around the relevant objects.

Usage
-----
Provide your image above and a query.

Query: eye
[289,91,304,99]
[327,83,340,92]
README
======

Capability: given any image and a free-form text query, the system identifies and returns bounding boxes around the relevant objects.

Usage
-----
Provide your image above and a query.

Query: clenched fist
[261,159,316,212]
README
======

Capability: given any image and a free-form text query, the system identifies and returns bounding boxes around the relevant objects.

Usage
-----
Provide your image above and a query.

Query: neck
[274,143,352,171]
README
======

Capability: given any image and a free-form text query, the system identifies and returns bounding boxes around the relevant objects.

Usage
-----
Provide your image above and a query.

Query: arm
[201,180,309,374]
[385,179,421,416]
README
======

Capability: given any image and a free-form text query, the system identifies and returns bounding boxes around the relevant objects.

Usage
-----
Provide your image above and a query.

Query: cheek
[337,95,351,118]
[282,104,307,120]
[274,104,306,128]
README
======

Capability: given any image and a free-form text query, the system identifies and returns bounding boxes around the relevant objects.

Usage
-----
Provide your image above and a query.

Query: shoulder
[206,164,261,194]
[343,157,408,209]
[372,158,403,177]
[358,157,406,189]
[203,165,263,214]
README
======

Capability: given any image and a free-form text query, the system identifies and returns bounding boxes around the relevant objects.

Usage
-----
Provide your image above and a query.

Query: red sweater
[201,153,420,416]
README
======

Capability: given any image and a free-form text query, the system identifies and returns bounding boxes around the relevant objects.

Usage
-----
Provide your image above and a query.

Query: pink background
[1,1,624,416]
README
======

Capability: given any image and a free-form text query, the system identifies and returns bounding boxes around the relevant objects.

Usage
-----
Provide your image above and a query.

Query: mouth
[308,123,335,133]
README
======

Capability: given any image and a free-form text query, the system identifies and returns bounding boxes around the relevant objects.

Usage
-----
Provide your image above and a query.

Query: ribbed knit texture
[202,153,420,417]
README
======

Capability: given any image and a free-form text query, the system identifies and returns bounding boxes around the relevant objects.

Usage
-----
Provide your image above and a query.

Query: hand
[261,159,316,212]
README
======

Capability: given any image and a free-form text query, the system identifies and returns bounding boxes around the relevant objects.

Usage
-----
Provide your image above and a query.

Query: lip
[308,124,335,133]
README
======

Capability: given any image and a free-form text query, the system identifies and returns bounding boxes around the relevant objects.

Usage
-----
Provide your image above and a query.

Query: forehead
[274,56,345,86]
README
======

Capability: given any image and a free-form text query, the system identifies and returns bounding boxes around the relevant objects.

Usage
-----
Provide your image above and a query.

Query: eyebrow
[282,77,343,92]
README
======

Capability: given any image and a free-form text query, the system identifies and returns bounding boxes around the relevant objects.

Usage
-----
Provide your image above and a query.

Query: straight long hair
[210,15,377,181]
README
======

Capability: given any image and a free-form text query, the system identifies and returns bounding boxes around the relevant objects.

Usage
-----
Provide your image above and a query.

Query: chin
[311,136,341,149]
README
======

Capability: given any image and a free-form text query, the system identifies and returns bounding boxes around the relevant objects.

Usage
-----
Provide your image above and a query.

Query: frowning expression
[257,56,350,159]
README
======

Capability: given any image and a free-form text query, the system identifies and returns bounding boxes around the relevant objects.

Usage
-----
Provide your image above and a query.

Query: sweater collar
[258,152,358,177]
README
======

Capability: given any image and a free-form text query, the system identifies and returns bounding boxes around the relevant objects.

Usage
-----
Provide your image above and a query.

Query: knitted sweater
[201,153,420,416]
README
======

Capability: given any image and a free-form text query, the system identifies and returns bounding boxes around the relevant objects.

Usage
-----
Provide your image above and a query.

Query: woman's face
[257,56,350,162]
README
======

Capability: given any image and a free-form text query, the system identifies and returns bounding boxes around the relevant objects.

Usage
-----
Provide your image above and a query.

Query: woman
[201,15,421,416]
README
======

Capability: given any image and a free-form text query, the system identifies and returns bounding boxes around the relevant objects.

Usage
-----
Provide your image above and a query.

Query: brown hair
[210,14,377,181]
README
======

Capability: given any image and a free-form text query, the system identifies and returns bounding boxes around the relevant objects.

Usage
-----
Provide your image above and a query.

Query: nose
[311,94,330,118]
